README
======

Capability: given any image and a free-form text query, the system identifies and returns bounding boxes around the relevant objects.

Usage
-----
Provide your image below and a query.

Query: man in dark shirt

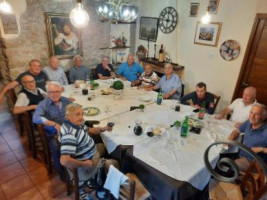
[181,82,215,114]
[0,59,49,104]
[94,56,115,79]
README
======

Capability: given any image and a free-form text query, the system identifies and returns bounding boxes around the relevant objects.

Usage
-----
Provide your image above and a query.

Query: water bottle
[86,75,90,86]
[157,89,163,105]
[181,116,188,137]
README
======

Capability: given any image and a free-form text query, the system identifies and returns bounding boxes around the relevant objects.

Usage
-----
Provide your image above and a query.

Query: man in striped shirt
[59,103,115,200]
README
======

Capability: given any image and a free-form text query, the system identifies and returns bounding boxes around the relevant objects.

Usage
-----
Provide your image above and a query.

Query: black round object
[147,132,154,137]
[159,7,178,34]
[134,125,143,136]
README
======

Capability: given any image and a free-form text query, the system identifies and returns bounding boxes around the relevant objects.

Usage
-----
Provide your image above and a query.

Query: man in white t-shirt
[215,87,257,127]
[13,75,46,114]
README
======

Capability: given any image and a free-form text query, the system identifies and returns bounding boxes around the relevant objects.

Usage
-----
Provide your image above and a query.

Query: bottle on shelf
[158,44,165,62]
[156,89,163,105]
[181,116,188,137]
[198,102,206,120]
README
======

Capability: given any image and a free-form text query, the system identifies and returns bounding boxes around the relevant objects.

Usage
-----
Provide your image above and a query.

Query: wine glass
[104,105,111,117]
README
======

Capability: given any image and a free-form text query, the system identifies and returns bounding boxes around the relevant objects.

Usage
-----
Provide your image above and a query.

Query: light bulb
[0,0,12,14]
[123,9,129,17]
[98,6,103,13]
[201,12,211,24]
[103,5,108,13]
[70,3,89,28]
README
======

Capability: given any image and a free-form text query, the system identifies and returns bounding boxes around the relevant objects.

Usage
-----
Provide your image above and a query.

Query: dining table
[62,79,236,200]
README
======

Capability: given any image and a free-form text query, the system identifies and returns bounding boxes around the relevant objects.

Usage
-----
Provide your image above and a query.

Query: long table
[62,80,235,200]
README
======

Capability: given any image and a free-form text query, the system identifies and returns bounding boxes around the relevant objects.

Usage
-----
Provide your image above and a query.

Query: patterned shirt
[139,71,159,86]
[156,74,182,100]
[43,66,69,85]
[59,121,96,160]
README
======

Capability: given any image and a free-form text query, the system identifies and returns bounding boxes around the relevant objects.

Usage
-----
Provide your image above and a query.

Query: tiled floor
[0,108,74,199]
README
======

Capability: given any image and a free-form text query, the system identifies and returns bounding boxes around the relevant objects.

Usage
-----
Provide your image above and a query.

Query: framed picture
[139,17,159,42]
[189,3,200,17]
[208,0,220,14]
[45,12,82,59]
[220,40,240,61]
[194,22,222,47]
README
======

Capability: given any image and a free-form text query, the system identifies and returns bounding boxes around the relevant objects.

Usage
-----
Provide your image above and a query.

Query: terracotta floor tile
[20,157,44,173]
[37,176,66,199]
[0,186,7,200]
[0,162,26,184]
[0,152,17,169]
[6,136,28,151]
[1,174,34,199]
[13,147,32,161]
[10,187,43,200]
[28,167,56,185]
[51,192,75,200]
[0,142,11,155]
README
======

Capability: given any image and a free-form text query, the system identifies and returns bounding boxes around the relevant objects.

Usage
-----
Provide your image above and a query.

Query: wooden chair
[209,161,267,200]
[211,93,221,111]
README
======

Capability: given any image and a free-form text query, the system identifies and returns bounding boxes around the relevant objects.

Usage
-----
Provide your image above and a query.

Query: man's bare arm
[0,81,19,104]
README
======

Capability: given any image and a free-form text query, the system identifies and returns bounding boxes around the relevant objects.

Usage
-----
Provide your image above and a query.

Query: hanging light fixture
[69,0,89,29]
[97,0,138,23]
[201,6,211,24]
[0,0,12,14]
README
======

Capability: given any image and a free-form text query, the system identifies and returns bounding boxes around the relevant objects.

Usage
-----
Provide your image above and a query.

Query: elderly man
[95,56,116,80]
[150,63,182,100]
[59,103,117,199]
[181,82,215,114]
[13,75,46,114]
[33,81,72,181]
[131,64,159,88]
[43,56,69,85]
[216,87,257,127]
[0,59,49,103]
[69,55,90,84]
[227,103,267,171]
[116,54,144,82]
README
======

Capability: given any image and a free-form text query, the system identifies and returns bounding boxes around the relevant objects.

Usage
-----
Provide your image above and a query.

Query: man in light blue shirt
[43,56,69,85]
[116,54,144,82]
[69,55,90,84]
[152,63,182,100]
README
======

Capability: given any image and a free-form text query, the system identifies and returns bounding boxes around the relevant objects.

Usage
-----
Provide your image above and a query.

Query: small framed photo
[45,12,82,59]
[194,21,222,47]
[208,0,220,14]
[139,17,159,42]
[189,3,200,17]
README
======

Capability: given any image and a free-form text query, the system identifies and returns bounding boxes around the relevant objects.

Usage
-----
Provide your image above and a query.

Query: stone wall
[2,0,112,79]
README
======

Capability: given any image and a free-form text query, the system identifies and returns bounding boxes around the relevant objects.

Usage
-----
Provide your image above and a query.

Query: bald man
[13,75,46,114]
[43,56,69,85]
[216,87,257,127]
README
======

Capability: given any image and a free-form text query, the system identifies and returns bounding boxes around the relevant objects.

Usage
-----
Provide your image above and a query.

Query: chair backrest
[7,88,17,105]
[241,161,267,200]
[181,83,185,97]
[211,93,221,111]
[119,178,135,200]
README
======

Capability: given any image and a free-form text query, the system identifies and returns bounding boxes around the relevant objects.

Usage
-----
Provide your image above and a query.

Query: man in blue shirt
[116,54,144,82]
[228,103,267,171]
[69,55,90,84]
[181,82,215,114]
[94,56,115,79]
[33,81,72,181]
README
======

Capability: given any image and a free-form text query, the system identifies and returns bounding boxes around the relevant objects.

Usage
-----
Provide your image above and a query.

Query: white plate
[139,96,152,102]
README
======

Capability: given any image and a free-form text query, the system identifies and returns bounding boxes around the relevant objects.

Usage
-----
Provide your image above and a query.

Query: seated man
[131,64,159,88]
[95,56,116,80]
[69,55,90,84]
[43,56,69,85]
[0,59,49,103]
[227,103,267,171]
[13,75,46,114]
[150,63,182,100]
[215,86,257,127]
[116,54,144,82]
[181,82,215,114]
[33,81,72,181]
[59,103,117,199]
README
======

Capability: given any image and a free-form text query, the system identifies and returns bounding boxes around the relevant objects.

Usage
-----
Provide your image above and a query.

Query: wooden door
[233,14,267,106]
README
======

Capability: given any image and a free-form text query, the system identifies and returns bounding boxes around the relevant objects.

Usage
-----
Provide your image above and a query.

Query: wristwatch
[53,122,57,127]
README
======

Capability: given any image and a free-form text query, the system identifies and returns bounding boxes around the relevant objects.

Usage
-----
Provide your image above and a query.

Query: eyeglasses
[48,91,61,94]
[22,80,35,84]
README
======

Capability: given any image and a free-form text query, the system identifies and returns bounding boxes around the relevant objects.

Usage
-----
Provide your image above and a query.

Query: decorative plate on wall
[220,40,240,61]
[158,7,178,34]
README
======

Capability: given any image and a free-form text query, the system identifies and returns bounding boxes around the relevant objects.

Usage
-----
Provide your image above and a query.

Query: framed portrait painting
[45,13,82,59]
[208,0,220,14]
[194,22,222,47]
[139,17,159,42]
[189,3,200,17]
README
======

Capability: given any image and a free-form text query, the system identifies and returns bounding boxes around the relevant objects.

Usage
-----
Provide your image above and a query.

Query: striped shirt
[139,71,159,86]
[59,121,96,160]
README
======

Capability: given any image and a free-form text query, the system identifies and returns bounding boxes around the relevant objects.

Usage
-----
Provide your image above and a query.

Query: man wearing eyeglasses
[13,75,46,114]
[33,81,72,182]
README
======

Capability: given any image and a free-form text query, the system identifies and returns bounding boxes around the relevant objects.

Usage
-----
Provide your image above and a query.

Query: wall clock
[158,7,178,34]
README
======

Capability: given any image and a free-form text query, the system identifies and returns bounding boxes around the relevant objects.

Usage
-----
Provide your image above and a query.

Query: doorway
[233,13,267,106]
